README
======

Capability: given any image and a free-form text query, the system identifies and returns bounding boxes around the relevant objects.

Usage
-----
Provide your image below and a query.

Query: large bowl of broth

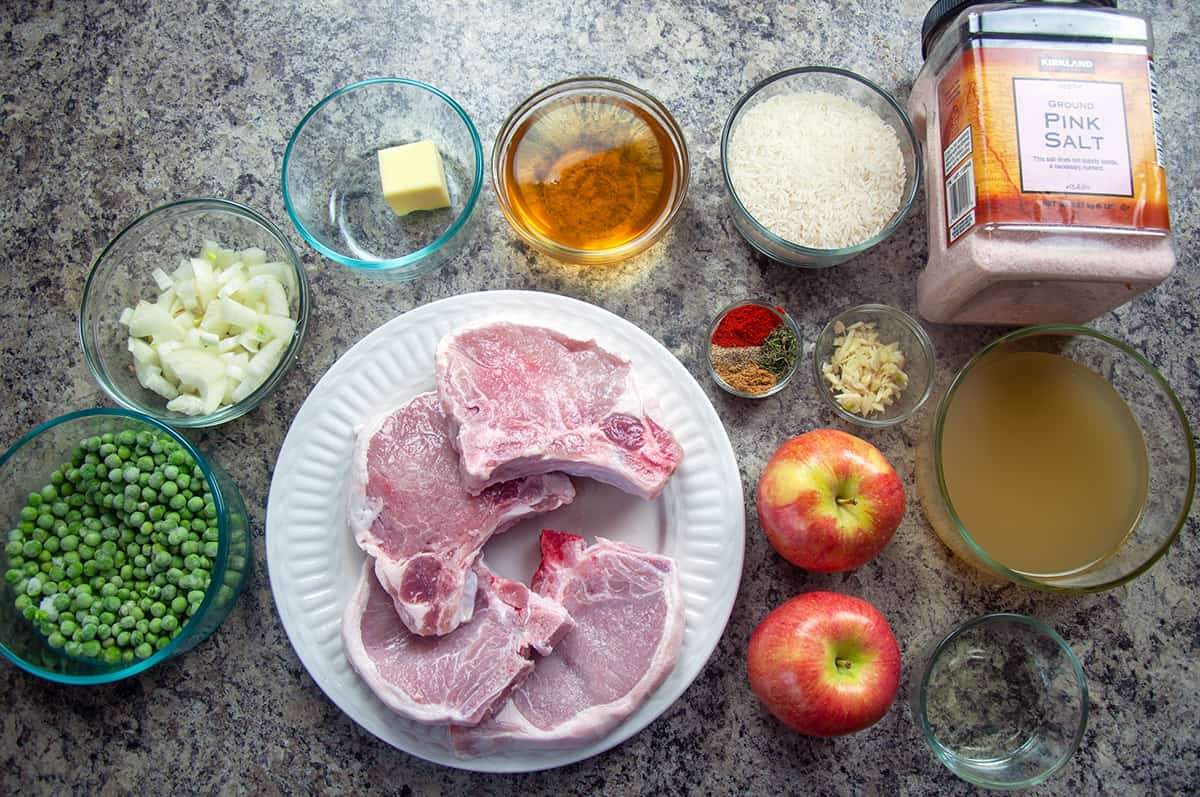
[917,326,1195,592]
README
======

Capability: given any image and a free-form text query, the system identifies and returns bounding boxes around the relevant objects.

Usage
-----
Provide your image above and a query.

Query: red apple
[756,429,905,572]
[747,591,900,736]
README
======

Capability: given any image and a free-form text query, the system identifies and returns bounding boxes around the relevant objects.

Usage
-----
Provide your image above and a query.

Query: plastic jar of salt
[909,0,1175,325]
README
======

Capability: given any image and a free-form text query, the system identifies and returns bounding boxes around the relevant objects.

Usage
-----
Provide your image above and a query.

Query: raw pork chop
[349,392,575,637]
[450,531,685,754]
[342,560,574,726]
[436,322,684,500]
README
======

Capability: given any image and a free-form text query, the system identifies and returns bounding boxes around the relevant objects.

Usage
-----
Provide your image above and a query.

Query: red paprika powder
[711,304,780,347]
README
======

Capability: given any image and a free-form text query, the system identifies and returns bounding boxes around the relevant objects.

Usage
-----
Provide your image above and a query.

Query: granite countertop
[2,0,1197,793]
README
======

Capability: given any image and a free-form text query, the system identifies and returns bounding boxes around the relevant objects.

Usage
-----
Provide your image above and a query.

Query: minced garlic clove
[822,321,909,417]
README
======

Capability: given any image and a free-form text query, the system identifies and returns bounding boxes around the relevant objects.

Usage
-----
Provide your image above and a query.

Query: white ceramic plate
[265,290,744,772]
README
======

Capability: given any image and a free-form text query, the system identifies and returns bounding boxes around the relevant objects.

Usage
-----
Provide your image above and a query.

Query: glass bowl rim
[705,299,800,399]
[811,303,936,427]
[280,76,485,273]
[719,65,922,266]
[933,324,1197,593]
[79,196,310,429]
[490,75,691,265]
[914,611,1089,791]
[0,407,232,684]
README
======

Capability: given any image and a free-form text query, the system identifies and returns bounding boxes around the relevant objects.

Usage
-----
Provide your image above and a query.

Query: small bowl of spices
[721,67,920,268]
[812,303,935,427]
[707,301,800,399]
[492,76,689,265]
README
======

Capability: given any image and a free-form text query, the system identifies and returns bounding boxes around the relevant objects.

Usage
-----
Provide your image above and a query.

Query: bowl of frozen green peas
[0,407,250,683]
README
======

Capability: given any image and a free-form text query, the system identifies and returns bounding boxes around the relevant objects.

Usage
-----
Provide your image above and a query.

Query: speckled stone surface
[1,0,1197,793]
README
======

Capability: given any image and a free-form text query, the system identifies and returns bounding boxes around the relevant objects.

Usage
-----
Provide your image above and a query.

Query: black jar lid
[921,0,1119,58]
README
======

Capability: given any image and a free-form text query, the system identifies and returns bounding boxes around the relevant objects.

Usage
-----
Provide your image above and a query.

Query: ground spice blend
[709,303,799,396]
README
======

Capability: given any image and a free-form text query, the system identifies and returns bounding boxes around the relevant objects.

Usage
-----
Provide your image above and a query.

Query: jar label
[936,46,1169,246]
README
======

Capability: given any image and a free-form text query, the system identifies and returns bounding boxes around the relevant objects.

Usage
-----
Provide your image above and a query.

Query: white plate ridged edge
[265,290,745,773]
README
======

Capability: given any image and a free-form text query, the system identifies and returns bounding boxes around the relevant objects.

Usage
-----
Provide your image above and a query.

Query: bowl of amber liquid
[492,77,689,265]
[915,325,1195,592]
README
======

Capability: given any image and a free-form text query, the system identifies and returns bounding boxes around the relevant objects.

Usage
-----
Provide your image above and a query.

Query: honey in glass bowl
[501,92,679,250]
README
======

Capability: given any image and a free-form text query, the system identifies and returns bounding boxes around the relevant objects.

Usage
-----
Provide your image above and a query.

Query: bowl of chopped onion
[80,198,310,428]
[721,66,921,268]
[812,304,935,427]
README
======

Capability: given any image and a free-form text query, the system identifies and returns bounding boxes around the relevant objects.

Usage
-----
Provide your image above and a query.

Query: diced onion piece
[263,280,289,317]
[258,314,296,342]
[236,330,261,352]
[160,347,227,415]
[165,394,207,416]
[152,267,173,292]
[127,302,184,342]
[119,307,134,326]
[133,359,179,400]
[156,341,181,383]
[249,262,298,303]
[127,337,158,366]
[190,257,218,307]
[217,297,259,332]
[231,338,285,402]
[240,247,266,266]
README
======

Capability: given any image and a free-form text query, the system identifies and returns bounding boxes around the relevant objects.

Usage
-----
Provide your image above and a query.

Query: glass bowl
[282,78,483,279]
[706,300,800,399]
[80,198,309,428]
[919,325,1195,592]
[492,76,689,265]
[0,408,251,684]
[720,66,921,268]
[812,304,935,427]
[912,613,1088,790]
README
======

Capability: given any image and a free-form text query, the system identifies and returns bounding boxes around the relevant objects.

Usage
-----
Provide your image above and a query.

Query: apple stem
[835,657,853,672]
[836,496,857,507]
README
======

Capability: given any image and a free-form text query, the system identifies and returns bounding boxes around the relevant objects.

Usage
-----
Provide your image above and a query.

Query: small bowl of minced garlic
[812,304,935,427]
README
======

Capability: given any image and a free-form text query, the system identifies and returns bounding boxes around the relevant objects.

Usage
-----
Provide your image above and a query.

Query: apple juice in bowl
[916,326,1195,592]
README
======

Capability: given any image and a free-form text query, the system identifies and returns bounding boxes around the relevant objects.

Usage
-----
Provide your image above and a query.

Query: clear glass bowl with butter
[282,78,484,280]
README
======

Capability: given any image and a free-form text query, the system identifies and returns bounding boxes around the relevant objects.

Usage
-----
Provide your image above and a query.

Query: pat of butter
[377,139,451,216]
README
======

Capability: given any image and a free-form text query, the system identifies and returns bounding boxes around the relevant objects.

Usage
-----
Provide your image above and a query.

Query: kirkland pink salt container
[908,1,1175,326]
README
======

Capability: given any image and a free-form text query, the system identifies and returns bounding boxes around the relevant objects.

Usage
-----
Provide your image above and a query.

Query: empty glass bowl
[812,304,935,427]
[282,77,484,279]
[912,613,1088,790]
[721,67,920,267]
[0,408,250,684]
[918,325,1195,592]
[80,198,309,428]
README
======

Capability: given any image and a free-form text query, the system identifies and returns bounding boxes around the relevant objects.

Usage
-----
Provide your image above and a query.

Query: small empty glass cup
[912,613,1088,790]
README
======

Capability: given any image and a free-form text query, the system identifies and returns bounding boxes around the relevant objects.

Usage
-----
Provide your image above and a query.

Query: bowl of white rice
[721,66,920,268]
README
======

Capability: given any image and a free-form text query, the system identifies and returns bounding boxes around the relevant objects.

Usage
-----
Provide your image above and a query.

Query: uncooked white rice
[728,90,906,249]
